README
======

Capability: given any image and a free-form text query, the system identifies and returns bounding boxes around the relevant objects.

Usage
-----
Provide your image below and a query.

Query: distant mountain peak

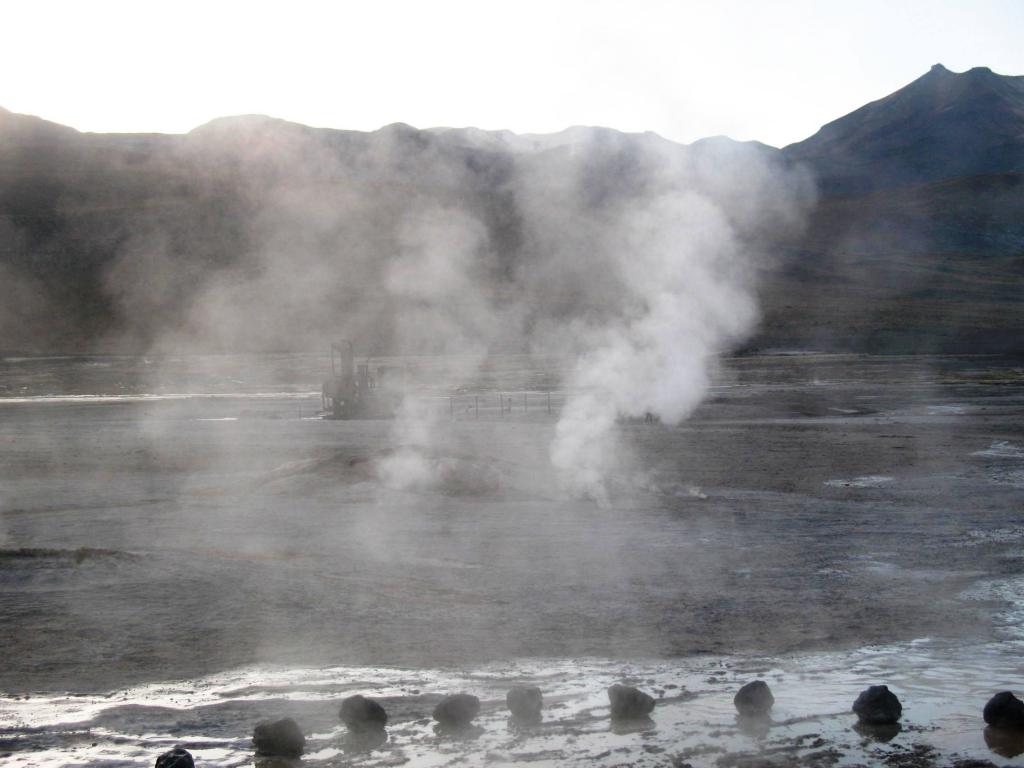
[190,114,289,132]
[784,63,1024,194]
[927,63,996,78]
[379,122,419,133]
[690,134,777,152]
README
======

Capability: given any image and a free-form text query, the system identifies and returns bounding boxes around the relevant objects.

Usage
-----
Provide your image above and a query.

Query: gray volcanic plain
[1,353,1023,766]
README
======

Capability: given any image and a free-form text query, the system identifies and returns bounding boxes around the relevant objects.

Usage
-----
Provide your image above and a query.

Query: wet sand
[1,353,1023,765]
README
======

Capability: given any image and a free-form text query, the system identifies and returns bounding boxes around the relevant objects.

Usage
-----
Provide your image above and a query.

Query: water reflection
[432,722,485,740]
[609,716,655,735]
[5,642,1024,768]
[736,713,773,739]
[254,757,302,768]
[507,713,543,730]
[984,726,1024,758]
[853,721,902,743]
[342,727,388,753]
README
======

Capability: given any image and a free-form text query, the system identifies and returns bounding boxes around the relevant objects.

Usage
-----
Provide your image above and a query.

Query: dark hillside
[783,64,1024,195]
[759,65,1024,353]
[1,65,1022,355]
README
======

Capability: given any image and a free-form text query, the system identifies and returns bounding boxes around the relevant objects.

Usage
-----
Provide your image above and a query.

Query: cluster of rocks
[607,683,656,719]
[151,683,1024,765]
[734,680,775,717]
[852,684,902,725]
[154,748,194,768]
[340,694,388,731]
[507,685,544,722]
[253,716,306,758]
[984,691,1024,730]
[432,692,482,727]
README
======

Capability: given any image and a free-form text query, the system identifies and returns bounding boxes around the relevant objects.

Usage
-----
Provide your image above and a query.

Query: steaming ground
[2,353,1024,766]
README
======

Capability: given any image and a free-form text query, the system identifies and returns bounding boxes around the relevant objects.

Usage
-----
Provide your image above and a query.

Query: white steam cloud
[549,191,757,498]
[60,121,814,498]
[508,134,813,498]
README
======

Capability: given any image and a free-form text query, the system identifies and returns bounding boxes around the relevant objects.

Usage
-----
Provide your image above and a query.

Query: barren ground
[1,353,1022,766]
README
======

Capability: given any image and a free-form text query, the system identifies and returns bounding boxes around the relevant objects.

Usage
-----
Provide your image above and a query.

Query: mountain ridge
[1,64,1022,355]
[783,63,1024,195]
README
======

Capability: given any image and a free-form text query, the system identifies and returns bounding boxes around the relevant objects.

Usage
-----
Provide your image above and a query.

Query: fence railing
[322,389,661,424]
[412,391,570,421]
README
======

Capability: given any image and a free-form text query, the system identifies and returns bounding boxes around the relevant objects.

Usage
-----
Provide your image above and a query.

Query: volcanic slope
[757,64,1024,354]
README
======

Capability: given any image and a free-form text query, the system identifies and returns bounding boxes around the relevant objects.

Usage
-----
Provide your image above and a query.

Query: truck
[321,341,401,419]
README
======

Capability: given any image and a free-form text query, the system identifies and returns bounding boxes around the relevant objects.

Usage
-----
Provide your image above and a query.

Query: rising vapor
[1,115,814,493]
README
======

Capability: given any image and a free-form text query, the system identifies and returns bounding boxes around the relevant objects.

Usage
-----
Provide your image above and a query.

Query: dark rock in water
[155,748,194,768]
[339,694,388,730]
[852,685,902,724]
[984,691,1024,730]
[985,724,1024,757]
[608,684,656,719]
[432,693,480,726]
[253,717,305,757]
[734,680,774,716]
[506,686,543,721]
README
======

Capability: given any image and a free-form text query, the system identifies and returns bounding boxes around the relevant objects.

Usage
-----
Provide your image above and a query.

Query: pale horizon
[3,0,1022,148]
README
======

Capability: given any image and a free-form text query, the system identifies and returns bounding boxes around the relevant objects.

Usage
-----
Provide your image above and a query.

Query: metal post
[524,392,528,413]
[475,396,479,418]
[547,391,552,414]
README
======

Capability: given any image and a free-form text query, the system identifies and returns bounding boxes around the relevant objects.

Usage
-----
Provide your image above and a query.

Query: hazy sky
[3,0,1022,147]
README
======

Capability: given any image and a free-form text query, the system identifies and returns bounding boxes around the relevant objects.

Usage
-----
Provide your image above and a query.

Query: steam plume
[87,123,813,494]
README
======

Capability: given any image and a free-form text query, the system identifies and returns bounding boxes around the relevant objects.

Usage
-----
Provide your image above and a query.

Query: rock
[607,684,656,719]
[253,717,305,758]
[506,686,543,720]
[339,694,388,730]
[984,691,1024,730]
[155,748,194,768]
[734,680,774,716]
[852,685,902,724]
[432,693,480,726]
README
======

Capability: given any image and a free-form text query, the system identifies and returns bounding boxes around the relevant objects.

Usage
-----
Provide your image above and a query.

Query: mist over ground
[1,353,1022,695]
[1,104,820,492]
